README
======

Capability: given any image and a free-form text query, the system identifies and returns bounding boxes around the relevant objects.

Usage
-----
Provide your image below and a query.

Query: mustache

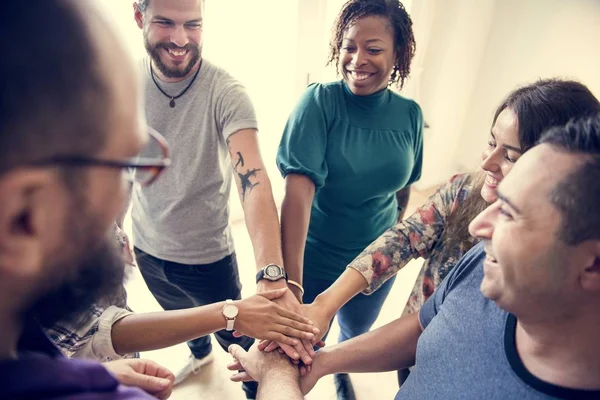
[155,42,197,52]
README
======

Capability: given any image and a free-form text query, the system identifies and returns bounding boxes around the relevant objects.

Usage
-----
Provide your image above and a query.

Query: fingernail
[159,379,170,388]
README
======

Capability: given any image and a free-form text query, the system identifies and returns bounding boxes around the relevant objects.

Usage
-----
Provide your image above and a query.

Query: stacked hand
[233,288,320,346]
[227,344,322,396]
[257,299,334,373]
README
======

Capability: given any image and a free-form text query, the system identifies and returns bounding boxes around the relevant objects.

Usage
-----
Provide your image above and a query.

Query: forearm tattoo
[229,141,261,201]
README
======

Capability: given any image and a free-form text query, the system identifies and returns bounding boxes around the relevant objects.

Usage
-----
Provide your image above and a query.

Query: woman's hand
[233,288,320,346]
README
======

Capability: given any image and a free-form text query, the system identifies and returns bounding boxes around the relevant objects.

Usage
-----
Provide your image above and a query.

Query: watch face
[266,265,280,277]
[223,304,238,319]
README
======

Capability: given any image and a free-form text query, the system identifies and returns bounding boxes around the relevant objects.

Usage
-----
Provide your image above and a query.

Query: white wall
[411,0,497,188]
[95,0,600,220]
[454,0,600,172]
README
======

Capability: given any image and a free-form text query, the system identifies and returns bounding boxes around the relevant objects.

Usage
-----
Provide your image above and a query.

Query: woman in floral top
[299,79,600,374]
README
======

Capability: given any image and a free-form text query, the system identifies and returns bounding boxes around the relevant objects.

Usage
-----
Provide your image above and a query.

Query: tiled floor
[123,187,434,399]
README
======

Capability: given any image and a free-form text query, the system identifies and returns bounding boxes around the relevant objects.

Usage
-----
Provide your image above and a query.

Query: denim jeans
[304,274,397,343]
[134,248,257,397]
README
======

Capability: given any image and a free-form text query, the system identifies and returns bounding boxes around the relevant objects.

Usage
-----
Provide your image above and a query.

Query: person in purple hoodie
[0,0,174,398]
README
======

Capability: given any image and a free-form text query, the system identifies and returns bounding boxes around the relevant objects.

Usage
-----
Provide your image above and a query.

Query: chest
[324,120,417,195]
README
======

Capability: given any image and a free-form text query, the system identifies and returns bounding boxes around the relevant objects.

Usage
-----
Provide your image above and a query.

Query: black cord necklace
[150,60,202,108]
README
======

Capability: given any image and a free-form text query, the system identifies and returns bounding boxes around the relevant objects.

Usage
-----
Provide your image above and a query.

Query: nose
[170,25,188,48]
[468,201,497,240]
[352,49,368,67]
[480,146,501,173]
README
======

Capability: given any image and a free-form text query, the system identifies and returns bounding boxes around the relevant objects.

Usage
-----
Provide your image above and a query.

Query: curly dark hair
[327,0,416,89]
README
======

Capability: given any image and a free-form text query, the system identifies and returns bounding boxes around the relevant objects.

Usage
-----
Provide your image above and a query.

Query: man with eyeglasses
[0,0,176,398]
[130,0,312,395]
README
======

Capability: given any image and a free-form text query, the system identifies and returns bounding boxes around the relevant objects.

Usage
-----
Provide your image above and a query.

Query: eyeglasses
[29,127,171,186]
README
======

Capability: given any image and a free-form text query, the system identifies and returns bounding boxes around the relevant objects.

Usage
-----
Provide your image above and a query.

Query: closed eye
[499,206,513,220]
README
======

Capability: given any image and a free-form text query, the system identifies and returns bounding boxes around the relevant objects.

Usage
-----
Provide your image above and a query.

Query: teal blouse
[277,81,423,281]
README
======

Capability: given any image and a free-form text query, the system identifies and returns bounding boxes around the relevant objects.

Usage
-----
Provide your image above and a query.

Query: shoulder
[202,59,246,94]
[301,80,344,102]
[444,242,486,292]
[389,92,422,113]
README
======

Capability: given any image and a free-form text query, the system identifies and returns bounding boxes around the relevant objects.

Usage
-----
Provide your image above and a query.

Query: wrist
[311,349,332,379]
[287,283,303,303]
[262,360,299,384]
[257,279,287,292]
[313,292,338,319]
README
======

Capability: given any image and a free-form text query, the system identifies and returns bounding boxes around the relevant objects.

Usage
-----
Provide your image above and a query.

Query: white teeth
[168,49,186,57]
[350,71,371,81]
[485,175,499,186]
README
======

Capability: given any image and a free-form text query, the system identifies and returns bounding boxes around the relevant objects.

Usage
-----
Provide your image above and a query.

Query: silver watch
[256,264,287,283]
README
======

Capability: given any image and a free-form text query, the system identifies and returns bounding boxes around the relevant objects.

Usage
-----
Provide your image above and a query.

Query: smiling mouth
[347,70,375,81]
[166,48,187,57]
[484,174,500,187]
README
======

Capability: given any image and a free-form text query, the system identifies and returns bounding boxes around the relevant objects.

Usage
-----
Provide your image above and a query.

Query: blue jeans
[134,248,257,397]
[304,274,397,343]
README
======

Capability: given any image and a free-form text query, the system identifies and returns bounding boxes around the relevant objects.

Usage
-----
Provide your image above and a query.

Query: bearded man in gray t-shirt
[130,1,309,396]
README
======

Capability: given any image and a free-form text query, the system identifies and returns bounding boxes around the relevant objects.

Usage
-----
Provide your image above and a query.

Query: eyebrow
[153,16,202,24]
[491,132,523,154]
[342,38,385,44]
[497,192,522,214]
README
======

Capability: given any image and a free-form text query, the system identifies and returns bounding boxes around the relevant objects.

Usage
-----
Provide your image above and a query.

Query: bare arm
[303,313,423,392]
[396,186,411,221]
[228,344,303,400]
[112,303,225,354]
[302,268,369,340]
[258,369,303,400]
[227,129,284,281]
[112,290,318,355]
[280,173,315,301]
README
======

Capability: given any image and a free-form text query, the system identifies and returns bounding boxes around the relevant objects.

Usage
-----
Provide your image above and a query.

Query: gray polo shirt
[132,58,258,264]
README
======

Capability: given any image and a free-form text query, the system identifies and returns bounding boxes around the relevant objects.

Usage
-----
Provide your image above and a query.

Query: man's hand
[256,282,316,364]
[232,288,319,345]
[227,344,298,383]
[114,223,135,266]
[104,359,174,400]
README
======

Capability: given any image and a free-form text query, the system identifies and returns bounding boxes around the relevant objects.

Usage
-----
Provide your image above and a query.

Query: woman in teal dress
[276,1,421,397]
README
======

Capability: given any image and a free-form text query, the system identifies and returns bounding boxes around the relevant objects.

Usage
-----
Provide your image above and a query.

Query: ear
[580,241,600,292]
[0,170,56,279]
[133,3,144,29]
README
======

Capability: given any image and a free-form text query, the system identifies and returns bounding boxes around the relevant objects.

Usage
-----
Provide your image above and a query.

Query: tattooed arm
[227,129,284,274]
[302,175,472,335]
[228,130,317,365]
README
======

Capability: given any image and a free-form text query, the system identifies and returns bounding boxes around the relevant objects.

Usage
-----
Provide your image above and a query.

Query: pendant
[169,98,176,108]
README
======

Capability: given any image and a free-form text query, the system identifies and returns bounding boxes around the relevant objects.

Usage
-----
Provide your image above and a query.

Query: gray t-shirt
[397,242,599,400]
[132,59,258,264]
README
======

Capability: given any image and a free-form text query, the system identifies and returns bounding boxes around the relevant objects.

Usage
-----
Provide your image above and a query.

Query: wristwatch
[256,263,287,283]
[222,299,239,331]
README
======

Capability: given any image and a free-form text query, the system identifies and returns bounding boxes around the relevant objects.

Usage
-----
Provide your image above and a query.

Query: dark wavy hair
[444,79,600,252]
[327,0,416,89]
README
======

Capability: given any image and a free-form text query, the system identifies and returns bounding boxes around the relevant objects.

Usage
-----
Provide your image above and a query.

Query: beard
[28,208,126,329]
[144,33,201,79]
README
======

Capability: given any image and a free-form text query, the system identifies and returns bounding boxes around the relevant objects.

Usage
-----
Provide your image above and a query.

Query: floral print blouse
[348,173,479,315]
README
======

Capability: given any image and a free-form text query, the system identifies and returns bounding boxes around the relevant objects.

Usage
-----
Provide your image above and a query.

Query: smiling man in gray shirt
[130,1,307,397]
